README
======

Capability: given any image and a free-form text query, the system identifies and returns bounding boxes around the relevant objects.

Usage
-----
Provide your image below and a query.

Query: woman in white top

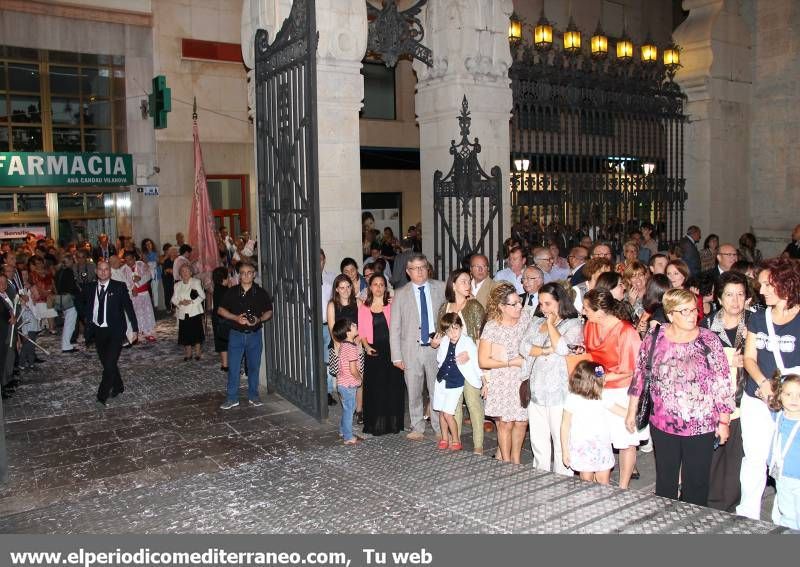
[172,264,206,361]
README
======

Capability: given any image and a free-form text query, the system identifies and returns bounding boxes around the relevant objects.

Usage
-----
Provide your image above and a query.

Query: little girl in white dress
[560,361,623,484]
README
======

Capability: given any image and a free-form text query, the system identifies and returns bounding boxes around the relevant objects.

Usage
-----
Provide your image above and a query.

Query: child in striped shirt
[333,318,363,445]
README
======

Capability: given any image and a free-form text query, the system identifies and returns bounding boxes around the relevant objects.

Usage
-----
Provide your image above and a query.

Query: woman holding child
[359,273,404,436]
[520,282,583,475]
[626,288,734,506]
[478,282,531,464]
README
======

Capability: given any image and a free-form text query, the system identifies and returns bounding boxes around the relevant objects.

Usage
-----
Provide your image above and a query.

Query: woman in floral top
[626,288,734,506]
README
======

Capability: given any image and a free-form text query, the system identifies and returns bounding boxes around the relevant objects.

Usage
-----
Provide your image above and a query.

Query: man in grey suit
[390,253,445,440]
[679,225,702,276]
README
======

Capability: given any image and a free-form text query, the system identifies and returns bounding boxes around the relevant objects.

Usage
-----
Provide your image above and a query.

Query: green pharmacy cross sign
[0,152,133,187]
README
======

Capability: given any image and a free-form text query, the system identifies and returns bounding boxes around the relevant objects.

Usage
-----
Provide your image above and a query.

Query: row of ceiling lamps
[508,9,681,71]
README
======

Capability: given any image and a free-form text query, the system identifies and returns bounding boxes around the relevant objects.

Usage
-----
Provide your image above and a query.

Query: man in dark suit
[92,233,117,263]
[567,246,589,286]
[83,260,138,406]
[783,224,800,259]
[679,225,702,276]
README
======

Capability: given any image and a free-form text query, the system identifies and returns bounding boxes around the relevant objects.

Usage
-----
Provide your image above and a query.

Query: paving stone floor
[0,318,786,533]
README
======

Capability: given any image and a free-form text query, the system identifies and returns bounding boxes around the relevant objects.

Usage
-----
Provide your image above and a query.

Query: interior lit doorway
[207,175,249,237]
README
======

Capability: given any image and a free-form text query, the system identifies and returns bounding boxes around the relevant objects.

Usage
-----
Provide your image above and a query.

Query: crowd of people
[0,228,262,406]
[3,218,800,529]
[323,220,800,529]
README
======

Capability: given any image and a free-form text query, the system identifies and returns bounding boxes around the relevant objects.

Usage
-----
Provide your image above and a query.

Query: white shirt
[495,268,524,294]
[412,280,435,341]
[523,292,539,313]
[92,281,110,327]
[542,265,570,284]
[471,278,488,297]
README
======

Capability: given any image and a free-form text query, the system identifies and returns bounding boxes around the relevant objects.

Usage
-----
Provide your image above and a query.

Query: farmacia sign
[0,152,133,187]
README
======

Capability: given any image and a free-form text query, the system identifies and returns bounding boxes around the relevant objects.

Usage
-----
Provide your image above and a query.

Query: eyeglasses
[535,257,553,263]
[719,252,739,257]
[503,301,523,308]
[407,265,427,272]
[240,271,255,276]
[470,265,488,271]
[670,307,698,317]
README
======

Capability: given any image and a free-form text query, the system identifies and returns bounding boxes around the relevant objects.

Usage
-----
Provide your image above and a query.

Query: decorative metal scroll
[254,0,326,420]
[433,96,503,278]
[509,44,687,251]
[366,0,432,68]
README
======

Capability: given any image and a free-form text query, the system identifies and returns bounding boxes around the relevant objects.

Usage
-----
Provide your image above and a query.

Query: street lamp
[508,12,522,46]
[616,30,633,61]
[664,42,681,77]
[514,159,530,172]
[591,23,608,58]
[534,9,553,50]
[641,35,658,63]
[563,17,582,54]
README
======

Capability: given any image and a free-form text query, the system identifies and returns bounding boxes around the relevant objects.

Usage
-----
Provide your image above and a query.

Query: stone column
[673,0,751,245]
[414,0,514,270]
[241,0,365,269]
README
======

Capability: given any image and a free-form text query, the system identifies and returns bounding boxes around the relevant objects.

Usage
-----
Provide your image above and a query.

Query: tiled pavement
[0,319,786,533]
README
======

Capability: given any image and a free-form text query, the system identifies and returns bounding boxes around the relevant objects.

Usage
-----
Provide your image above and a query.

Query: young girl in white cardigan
[435,312,481,451]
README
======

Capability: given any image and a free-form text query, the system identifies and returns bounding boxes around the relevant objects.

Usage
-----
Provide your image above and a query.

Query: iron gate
[254,0,325,419]
[433,96,503,278]
[509,44,687,249]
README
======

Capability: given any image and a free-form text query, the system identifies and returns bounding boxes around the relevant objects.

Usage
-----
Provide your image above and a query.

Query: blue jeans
[322,324,334,394]
[775,476,800,529]
[226,329,262,402]
[339,386,357,441]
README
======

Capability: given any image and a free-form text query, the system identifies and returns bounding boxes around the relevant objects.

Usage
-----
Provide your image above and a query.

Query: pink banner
[188,121,219,275]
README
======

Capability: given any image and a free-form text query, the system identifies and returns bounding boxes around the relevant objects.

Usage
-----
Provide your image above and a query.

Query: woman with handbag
[583,288,641,488]
[431,269,486,454]
[172,264,206,361]
[626,288,734,506]
[701,271,752,512]
[520,282,583,474]
[738,257,800,520]
[478,282,531,464]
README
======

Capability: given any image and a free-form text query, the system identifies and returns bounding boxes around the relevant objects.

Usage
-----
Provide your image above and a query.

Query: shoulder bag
[634,324,661,431]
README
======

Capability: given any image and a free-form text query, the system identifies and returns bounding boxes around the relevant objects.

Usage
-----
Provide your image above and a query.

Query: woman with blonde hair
[627,288,733,506]
[478,282,531,464]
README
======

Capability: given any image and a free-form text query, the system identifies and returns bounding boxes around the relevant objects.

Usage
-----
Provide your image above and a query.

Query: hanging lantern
[641,35,658,63]
[591,23,608,58]
[664,43,681,69]
[563,17,581,54]
[508,12,522,45]
[616,31,633,61]
[534,10,553,50]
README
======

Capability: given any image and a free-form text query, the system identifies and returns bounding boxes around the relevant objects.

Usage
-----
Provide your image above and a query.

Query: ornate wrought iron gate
[509,46,687,249]
[254,0,325,419]
[433,96,503,278]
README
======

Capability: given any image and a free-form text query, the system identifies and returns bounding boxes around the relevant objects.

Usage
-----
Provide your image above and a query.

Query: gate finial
[192,96,198,123]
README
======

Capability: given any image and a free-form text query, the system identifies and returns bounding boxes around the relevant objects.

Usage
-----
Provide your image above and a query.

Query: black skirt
[178,313,205,346]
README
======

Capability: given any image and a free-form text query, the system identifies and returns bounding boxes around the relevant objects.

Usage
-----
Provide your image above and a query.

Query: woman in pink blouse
[626,288,734,506]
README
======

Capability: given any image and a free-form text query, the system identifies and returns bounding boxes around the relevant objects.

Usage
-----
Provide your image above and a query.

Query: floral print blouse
[628,326,734,436]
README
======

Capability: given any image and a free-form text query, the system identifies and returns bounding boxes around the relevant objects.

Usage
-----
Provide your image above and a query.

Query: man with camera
[217,261,273,409]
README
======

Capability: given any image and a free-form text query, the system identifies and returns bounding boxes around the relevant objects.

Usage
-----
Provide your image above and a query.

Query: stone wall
[746,0,800,257]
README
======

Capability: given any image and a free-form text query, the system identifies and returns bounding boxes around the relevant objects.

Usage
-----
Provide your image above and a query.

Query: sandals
[449,442,463,451]
[437,439,449,450]
[344,437,362,445]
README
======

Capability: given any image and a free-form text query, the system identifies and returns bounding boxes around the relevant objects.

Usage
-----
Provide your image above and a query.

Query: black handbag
[635,324,661,431]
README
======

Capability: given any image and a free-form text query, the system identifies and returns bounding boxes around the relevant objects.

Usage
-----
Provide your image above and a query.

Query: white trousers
[737,393,775,520]
[528,402,571,475]
[60,307,78,351]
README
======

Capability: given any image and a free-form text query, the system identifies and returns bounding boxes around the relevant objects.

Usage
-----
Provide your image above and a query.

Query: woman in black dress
[211,266,230,372]
[161,244,176,314]
[326,274,359,406]
[358,274,404,435]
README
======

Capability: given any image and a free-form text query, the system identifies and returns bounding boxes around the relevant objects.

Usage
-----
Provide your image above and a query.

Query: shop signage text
[0,152,133,187]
